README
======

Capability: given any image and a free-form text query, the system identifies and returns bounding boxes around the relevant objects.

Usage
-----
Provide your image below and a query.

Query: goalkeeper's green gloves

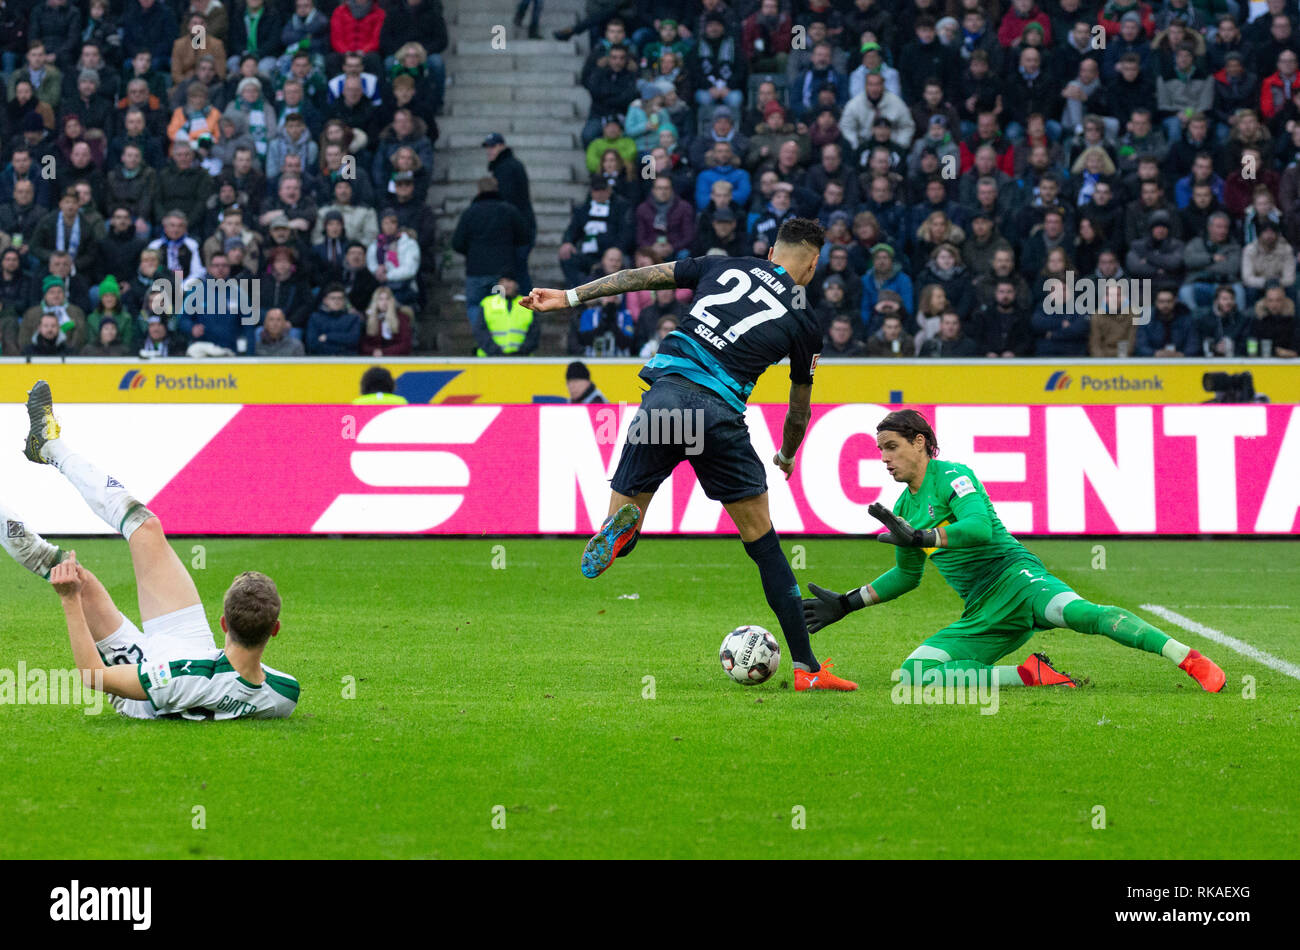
[802,583,865,634]
[868,502,939,547]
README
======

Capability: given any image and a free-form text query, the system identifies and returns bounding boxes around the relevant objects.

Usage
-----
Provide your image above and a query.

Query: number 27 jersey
[641,256,822,410]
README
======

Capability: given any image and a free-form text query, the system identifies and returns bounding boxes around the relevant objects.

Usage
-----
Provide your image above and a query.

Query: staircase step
[433,158,583,184]
[438,114,581,136]
[436,6,589,288]
[535,212,570,233]
[453,11,522,27]
[522,180,588,200]
[448,83,523,104]
[451,146,579,168]
[440,265,566,286]
[455,39,579,57]
[435,266,567,287]
[446,132,576,150]
[435,193,576,217]
[429,182,584,208]
[448,81,589,106]
[440,260,565,281]
[449,82,589,106]
[450,8,588,28]
[445,54,524,73]
[455,68,577,88]
[448,98,579,119]
[516,83,589,105]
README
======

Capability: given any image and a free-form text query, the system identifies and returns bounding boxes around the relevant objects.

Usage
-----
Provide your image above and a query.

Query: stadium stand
[433,0,1299,360]
[432,0,589,355]
[0,0,449,358]
[3,0,1297,360]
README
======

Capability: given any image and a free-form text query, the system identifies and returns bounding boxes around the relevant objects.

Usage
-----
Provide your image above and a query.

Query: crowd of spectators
[0,0,445,358]
[536,0,1298,359]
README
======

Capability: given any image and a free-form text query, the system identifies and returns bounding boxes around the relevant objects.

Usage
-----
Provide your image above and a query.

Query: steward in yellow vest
[475,275,539,356]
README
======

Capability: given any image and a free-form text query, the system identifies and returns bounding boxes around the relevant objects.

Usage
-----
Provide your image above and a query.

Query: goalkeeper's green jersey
[869,458,1043,605]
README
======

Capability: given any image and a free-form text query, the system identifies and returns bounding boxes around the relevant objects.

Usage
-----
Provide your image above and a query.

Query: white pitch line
[1141,604,1300,681]
[1173,605,1293,610]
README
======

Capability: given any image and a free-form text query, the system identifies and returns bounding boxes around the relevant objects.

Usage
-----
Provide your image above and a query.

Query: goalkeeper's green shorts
[912,562,1081,667]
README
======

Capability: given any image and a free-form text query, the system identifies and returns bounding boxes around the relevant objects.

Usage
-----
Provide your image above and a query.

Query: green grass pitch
[1,536,1297,859]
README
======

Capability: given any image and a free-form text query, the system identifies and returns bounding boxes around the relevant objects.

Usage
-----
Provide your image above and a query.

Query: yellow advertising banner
[1,358,1295,405]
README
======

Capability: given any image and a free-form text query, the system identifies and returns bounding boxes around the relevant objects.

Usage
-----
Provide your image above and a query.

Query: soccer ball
[719,625,781,685]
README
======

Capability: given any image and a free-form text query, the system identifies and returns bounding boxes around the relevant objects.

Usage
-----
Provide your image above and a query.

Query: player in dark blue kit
[522,219,857,690]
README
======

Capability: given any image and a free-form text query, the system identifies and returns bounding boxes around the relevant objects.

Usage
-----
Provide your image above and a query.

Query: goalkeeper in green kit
[802,410,1226,692]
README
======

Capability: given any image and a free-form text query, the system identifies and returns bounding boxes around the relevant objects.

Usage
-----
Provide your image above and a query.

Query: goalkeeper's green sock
[1062,600,1191,665]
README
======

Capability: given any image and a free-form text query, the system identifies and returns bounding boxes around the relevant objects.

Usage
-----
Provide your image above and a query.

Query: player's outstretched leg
[897,649,1076,689]
[1055,598,1225,692]
[581,492,649,579]
[24,381,155,540]
[725,494,856,691]
[24,380,202,623]
[0,500,64,578]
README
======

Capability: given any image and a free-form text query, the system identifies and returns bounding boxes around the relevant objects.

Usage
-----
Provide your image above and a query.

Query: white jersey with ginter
[117,652,300,720]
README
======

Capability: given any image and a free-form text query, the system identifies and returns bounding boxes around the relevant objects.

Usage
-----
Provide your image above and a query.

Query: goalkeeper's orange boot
[1016,652,1078,687]
[580,503,641,579]
[794,658,858,691]
[1179,649,1225,693]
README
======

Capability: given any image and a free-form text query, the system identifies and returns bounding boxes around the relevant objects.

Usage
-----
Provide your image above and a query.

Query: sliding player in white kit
[2,381,299,720]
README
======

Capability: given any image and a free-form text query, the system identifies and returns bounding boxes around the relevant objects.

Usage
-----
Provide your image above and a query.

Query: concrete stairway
[428,0,591,355]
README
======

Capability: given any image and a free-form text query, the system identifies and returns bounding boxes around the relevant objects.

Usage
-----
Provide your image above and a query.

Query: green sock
[1062,600,1188,663]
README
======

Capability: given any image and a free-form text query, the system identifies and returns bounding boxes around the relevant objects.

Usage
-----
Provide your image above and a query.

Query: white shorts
[96,603,218,667]
[96,605,218,718]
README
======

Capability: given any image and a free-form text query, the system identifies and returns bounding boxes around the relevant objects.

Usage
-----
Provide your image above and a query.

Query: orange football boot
[1179,649,1226,692]
[794,658,858,691]
[1016,652,1078,687]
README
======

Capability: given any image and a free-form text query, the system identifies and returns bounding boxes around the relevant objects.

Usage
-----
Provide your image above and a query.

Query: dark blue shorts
[609,375,768,503]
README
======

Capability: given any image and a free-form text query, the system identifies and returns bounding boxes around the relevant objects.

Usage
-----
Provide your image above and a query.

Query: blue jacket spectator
[1137,296,1200,356]
[792,48,847,112]
[695,160,751,212]
[860,247,914,326]
[568,298,636,357]
[1175,171,1224,209]
[1031,303,1091,357]
[177,308,256,353]
[306,285,361,355]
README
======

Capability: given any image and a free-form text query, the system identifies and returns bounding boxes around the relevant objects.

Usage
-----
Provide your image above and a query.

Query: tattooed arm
[772,382,812,480]
[520,263,679,311]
